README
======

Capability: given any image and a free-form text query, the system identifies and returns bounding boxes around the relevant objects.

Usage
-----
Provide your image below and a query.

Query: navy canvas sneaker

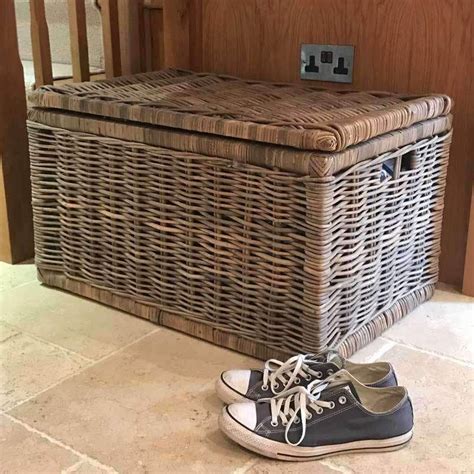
[216,350,397,404]
[219,370,413,461]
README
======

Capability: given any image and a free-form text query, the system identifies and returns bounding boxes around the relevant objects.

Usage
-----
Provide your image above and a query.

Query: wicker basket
[27,69,452,359]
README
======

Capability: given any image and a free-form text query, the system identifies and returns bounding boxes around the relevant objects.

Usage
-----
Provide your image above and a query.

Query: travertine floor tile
[0,282,156,360]
[247,459,337,473]
[64,460,111,473]
[384,288,474,362]
[329,344,474,472]
[10,329,259,473]
[347,337,396,363]
[0,324,20,343]
[1,258,473,474]
[0,261,36,293]
[0,325,89,411]
[0,415,79,473]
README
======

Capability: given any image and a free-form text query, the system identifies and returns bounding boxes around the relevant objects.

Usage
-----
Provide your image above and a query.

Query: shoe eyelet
[294,417,300,424]
[316,407,324,415]
[305,374,312,381]
[339,396,347,405]
[282,421,288,426]
[327,369,334,376]
[315,371,323,379]
[295,377,301,384]
[306,413,313,420]
[329,401,335,409]
[270,421,278,427]
[261,385,269,391]
[272,383,280,390]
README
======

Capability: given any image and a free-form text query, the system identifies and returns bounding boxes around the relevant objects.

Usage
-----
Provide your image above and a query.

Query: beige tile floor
[1,261,473,473]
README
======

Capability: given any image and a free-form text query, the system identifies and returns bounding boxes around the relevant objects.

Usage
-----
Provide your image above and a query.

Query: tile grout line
[0,332,20,344]
[61,459,85,474]
[232,458,260,474]
[364,339,397,363]
[0,278,39,295]
[4,327,162,414]
[319,459,354,473]
[0,320,95,364]
[2,412,117,473]
[234,455,350,473]
[380,336,474,367]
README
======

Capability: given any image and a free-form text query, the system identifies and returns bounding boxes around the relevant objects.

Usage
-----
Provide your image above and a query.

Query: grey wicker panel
[31,69,451,152]
[28,122,451,355]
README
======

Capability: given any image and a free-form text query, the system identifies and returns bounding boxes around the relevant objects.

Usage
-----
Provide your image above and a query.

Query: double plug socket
[301,44,355,83]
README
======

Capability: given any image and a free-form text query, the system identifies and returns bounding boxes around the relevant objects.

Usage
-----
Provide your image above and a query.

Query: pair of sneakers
[215,350,414,461]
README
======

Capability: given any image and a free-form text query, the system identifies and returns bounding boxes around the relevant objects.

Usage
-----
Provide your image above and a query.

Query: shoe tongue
[339,381,362,403]
[326,351,345,369]
[323,370,362,403]
[308,350,344,369]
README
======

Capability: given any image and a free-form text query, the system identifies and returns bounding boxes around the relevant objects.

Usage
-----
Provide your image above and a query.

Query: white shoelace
[262,352,337,395]
[268,375,344,446]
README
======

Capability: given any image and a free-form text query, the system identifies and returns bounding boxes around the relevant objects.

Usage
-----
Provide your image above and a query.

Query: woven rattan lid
[31,69,452,152]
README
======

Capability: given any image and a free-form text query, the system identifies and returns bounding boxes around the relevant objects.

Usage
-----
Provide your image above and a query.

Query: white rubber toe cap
[222,370,252,396]
[227,402,257,431]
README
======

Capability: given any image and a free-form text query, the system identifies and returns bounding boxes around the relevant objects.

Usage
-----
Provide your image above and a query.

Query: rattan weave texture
[28,108,452,178]
[28,116,451,356]
[31,69,451,152]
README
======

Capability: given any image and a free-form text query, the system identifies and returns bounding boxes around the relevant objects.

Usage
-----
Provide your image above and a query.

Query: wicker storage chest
[28,70,452,358]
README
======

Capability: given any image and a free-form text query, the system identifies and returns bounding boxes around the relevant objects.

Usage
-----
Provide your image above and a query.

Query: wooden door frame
[0,0,34,263]
[462,183,474,296]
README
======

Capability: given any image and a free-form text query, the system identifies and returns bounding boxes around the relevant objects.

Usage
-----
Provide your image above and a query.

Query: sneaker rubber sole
[219,407,413,461]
